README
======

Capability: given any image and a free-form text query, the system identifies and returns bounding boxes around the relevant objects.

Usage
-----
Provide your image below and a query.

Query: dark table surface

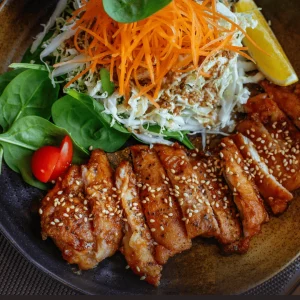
[0,231,299,295]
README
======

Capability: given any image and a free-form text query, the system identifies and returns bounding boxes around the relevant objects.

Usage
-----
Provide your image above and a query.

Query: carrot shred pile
[57,0,256,106]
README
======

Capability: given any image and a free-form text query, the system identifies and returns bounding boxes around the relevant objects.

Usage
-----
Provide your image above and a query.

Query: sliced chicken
[40,166,98,270]
[236,116,284,177]
[244,95,300,191]
[115,161,162,286]
[262,81,300,129]
[232,133,293,215]
[131,145,192,264]
[189,153,242,246]
[154,144,220,239]
[220,137,269,239]
[81,150,123,263]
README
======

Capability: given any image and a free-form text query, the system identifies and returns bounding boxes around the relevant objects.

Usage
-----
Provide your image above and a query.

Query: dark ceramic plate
[0,0,300,295]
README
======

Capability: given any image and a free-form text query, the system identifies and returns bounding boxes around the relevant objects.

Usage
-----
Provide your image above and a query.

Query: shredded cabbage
[32,0,264,148]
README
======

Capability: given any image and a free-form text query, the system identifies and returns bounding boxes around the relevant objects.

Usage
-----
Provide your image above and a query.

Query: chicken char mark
[153,143,220,239]
[131,145,192,264]
[115,161,162,286]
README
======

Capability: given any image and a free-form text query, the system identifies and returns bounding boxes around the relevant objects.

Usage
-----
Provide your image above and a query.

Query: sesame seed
[63,213,69,218]
[136,266,141,272]
[58,223,64,227]
[151,228,156,232]
[39,209,43,215]
[140,276,146,281]
[50,222,55,226]
[57,190,63,195]
[125,265,130,269]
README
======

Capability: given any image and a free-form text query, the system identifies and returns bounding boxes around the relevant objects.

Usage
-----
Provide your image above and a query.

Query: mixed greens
[0,64,130,189]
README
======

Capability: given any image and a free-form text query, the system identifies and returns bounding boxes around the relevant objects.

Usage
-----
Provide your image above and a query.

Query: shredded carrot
[60,0,255,105]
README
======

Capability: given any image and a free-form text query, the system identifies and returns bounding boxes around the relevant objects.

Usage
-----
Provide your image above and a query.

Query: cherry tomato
[31,146,61,183]
[31,136,73,183]
[49,136,73,181]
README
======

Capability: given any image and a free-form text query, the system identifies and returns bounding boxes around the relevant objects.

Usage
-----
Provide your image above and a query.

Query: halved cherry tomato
[31,136,73,183]
[49,136,73,181]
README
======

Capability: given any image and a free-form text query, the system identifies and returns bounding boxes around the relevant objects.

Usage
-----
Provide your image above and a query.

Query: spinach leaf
[100,68,115,96]
[145,125,195,149]
[22,30,54,64]
[52,95,131,152]
[67,90,130,134]
[0,69,25,95]
[0,116,88,190]
[9,63,50,72]
[103,0,172,23]
[0,69,59,132]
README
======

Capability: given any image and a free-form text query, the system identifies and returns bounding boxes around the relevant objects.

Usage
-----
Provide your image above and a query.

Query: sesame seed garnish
[39,209,43,215]
[125,265,130,269]
[140,276,146,281]
[151,228,156,232]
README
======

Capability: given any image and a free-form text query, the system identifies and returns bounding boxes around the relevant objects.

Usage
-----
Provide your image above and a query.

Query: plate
[0,0,299,295]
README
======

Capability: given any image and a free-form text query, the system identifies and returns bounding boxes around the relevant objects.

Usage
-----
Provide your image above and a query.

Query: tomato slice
[31,146,61,183]
[31,136,74,183]
[49,135,73,181]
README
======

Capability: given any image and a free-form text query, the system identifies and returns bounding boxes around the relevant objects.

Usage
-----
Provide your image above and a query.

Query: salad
[0,0,297,189]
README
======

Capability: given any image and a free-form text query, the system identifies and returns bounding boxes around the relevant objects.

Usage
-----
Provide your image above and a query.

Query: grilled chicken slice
[236,117,286,179]
[154,144,220,239]
[244,95,300,191]
[189,153,242,246]
[220,137,269,239]
[131,145,192,264]
[115,161,162,286]
[40,166,98,270]
[262,81,300,129]
[232,133,293,215]
[81,150,123,263]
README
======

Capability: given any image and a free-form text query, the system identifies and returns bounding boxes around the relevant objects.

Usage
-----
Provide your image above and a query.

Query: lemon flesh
[235,0,298,86]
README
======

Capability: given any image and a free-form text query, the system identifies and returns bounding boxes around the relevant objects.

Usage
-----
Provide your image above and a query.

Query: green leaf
[52,95,131,152]
[0,116,88,190]
[103,0,172,23]
[0,69,59,132]
[145,125,195,149]
[0,69,25,95]
[21,30,54,64]
[67,90,130,134]
[100,68,115,96]
[9,63,50,72]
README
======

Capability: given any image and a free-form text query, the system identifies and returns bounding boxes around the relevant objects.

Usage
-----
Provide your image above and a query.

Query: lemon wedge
[235,0,298,86]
